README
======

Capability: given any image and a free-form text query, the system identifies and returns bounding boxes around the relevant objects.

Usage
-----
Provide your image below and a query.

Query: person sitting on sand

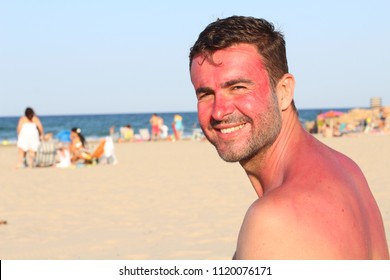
[69,127,91,164]
[119,124,134,142]
[69,127,117,165]
[56,143,71,168]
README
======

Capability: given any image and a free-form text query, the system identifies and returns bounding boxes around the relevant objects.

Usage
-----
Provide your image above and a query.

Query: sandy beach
[0,133,389,259]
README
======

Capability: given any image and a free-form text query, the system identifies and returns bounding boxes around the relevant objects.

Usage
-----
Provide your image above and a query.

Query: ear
[277,73,295,111]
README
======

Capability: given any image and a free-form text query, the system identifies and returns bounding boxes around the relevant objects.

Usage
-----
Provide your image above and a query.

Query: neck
[240,107,304,197]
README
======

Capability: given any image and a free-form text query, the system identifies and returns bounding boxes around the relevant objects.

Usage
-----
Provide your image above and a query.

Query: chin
[218,154,240,163]
[215,143,247,163]
[217,149,247,162]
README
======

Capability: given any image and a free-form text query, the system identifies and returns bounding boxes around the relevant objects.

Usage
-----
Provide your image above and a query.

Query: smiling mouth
[220,124,245,134]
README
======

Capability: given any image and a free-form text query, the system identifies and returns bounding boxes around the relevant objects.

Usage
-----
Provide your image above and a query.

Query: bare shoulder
[17,116,28,129]
[18,116,27,123]
[32,116,42,125]
[235,193,336,259]
[234,182,381,259]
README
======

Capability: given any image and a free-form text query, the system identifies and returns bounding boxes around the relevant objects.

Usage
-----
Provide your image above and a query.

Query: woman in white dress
[16,107,44,168]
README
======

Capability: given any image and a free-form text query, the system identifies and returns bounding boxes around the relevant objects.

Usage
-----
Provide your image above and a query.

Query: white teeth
[220,124,245,134]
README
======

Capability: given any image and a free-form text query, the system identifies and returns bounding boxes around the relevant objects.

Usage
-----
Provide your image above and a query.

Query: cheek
[235,94,266,114]
[197,102,211,128]
[237,79,273,113]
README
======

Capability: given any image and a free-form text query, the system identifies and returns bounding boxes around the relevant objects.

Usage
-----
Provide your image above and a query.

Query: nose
[211,93,234,121]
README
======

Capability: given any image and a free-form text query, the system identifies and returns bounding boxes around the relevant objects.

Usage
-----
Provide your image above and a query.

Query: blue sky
[1,0,389,116]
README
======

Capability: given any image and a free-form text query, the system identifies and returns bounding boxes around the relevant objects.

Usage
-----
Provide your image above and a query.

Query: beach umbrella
[317,110,344,120]
[55,130,71,142]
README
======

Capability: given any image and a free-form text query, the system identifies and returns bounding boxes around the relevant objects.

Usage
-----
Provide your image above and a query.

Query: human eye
[232,85,246,90]
[225,79,253,93]
[230,84,250,94]
[196,88,213,101]
[196,92,211,101]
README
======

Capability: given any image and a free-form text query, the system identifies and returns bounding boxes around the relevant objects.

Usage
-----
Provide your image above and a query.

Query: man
[189,16,389,259]
[149,113,162,141]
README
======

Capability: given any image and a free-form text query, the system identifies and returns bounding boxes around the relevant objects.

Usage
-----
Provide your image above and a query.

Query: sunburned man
[189,16,389,259]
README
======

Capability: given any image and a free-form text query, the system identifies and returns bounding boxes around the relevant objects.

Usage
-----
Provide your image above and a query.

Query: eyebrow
[195,78,254,96]
[222,78,254,88]
[195,87,213,95]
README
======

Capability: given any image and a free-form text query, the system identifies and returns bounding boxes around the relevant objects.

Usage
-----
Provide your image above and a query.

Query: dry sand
[0,133,389,259]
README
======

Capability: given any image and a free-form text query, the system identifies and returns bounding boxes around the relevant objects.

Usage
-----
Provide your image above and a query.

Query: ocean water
[0,108,352,143]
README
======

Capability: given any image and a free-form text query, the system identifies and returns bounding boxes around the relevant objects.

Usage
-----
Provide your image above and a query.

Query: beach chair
[191,128,204,141]
[139,128,151,141]
[81,137,117,165]
[89,140,105,160]
[34,140,57,167]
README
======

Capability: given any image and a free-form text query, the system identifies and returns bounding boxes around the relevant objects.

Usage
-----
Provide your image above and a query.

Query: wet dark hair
[25,107,35,121]
[189,15,296,111]
[71,127,87,147]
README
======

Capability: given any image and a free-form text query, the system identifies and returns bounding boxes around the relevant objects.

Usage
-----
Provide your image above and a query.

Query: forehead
[190,44,266,84]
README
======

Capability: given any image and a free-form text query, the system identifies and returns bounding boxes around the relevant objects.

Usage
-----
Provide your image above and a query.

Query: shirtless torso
[150,114,162,140]
[234,115,389,259]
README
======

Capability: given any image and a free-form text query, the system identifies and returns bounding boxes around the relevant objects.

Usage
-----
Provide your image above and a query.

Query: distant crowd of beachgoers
[15,109,204,169]
[305,106,389,138]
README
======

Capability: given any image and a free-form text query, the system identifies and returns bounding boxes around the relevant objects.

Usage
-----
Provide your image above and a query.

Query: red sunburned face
[190,44,282,162]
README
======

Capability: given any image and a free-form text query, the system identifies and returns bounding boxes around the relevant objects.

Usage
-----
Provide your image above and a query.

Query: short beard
[212,92,282,163]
